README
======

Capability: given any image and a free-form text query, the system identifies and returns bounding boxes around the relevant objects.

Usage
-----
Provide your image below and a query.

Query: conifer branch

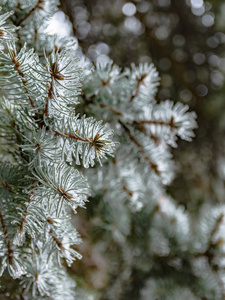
[129,73,147,103]
[195,214,224,263]
[17,0,44,26]
[10,49,36,109]
[121,180,133,198]
[18,192,33,234]
[43,81,52,118]
[49,229,63,249]
[99,104,124,117]
[44,62,65,118]
[53,130,106,153]
[138,116,175,128]
[1,179,13,193]
[119,120,159,175]
[0,211,13,266]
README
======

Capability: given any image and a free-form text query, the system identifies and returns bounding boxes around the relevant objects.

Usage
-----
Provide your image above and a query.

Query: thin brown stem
[43,80,52,118]
[43,62,64,118]
[129,73,147,102]
[18,192,34,233]
[53,130,105,152]
[57,187,72,200]
[1,179,13,192]
[49,229,63,249]
[10,49,36,109]
[0,211,13,265]
[121,180,133,197]
[17,0,44,26]
[99,104,124,117]
[119,120,159,175]
[195,214,224,264]
[138,116,175,128]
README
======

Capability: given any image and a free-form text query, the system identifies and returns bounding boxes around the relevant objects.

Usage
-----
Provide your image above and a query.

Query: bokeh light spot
[196,84,208,96]
[137,1,150,13]
[122,3,136,16]
[193,53,206,65]
[124,17,143,34]
[180,89,193,102]
[191,6,205,16]
[202,13,215,27]
[191,0,204,9]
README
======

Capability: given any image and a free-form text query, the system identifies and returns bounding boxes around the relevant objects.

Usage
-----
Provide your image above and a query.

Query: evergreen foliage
[0,2,114,298]
[1,1,220,299]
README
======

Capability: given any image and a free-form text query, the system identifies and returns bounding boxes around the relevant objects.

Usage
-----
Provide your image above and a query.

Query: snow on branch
[34,163,90,215]
[54,115,115,168]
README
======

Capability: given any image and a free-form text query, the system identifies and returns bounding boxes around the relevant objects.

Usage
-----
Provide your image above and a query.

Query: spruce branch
[54,115,115,167]
[10,48,36,109]
[43,42,81,118]
[34,163,90,216]
[0,9,17,42]
[119,120,160,176]
[125,63,159,106]
[0,207,26,279]
[16,0,45,26]
[0,42,49,112]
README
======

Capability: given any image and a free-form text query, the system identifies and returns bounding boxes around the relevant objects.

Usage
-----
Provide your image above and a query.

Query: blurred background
[59,0,225,207]
[56,0,225,298]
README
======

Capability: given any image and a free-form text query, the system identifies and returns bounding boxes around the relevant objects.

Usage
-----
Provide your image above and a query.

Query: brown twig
[138,116,175,128]
[99,104,124,117]
[129,73,147,103]
[0,211,13,265]
[122,180,133,197]
[17,0,44,26]
[57,187,72,200]
[18,192,34,233]
[1,179,13,192]
[53,130,105,152]
[10,49,36,109]
[119,120,159,175]
[43,62,64,118]
[49,229,63,249]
